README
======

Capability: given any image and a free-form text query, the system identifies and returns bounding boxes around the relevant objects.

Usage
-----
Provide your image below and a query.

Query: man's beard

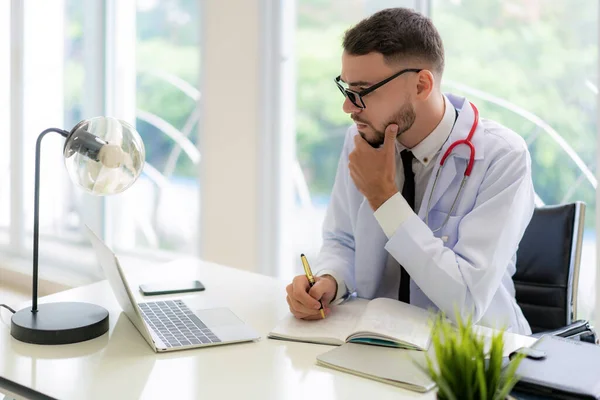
[355,100,416,148]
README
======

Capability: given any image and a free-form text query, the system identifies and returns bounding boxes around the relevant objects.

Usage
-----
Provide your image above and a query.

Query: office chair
[514,201,597,343]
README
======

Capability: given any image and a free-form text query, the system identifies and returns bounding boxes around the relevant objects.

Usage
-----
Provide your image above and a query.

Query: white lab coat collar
[442,93,485,161]
[416,94,484,217]
[395,94,456,166]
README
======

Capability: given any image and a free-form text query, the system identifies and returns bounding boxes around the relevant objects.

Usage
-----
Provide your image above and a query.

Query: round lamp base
[11,302,109,345]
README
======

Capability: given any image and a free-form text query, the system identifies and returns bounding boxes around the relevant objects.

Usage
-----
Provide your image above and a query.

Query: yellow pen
[300,253,326,319]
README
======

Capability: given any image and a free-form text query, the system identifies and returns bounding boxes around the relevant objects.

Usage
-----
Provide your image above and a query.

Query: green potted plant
[424,313,525,400]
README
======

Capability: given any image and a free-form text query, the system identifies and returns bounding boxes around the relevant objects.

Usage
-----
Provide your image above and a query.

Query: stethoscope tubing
[425,102,479,233]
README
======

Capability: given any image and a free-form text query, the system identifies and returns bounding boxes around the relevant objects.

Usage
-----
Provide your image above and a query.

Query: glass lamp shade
[63,116,145,195]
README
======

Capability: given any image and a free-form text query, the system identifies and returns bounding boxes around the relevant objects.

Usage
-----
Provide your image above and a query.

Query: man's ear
[415,70,435,100]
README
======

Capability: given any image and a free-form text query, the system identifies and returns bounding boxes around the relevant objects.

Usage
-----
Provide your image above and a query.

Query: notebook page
[349,298,433,350]
[268,298,369,345]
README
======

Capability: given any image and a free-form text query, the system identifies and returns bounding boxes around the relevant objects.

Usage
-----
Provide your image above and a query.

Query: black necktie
[398,150,415,303]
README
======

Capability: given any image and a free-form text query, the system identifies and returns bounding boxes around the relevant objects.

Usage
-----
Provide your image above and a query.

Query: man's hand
[286,274,337,320]
[349,124,399,211]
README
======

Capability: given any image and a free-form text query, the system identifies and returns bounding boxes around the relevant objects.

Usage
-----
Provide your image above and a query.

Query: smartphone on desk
[139,280,205,296]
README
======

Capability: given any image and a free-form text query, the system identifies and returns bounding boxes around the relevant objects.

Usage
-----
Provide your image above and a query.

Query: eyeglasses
[334,68,422,109]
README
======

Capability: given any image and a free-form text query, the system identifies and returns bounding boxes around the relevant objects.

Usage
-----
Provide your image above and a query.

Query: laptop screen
[84,225,155,347]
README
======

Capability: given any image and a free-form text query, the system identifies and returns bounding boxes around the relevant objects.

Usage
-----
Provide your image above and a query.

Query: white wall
[200,0,264,272]
[596,0,600,332]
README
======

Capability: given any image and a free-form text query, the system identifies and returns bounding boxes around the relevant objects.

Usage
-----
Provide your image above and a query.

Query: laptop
[85,225,260,352]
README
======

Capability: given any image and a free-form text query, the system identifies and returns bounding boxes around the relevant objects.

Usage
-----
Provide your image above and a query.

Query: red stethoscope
[425,102,479,233]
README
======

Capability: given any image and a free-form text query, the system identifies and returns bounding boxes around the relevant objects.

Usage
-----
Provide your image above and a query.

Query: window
[0,1,9,245]
[1,0,201,283]
[121,0,201,254]
[431,0,598,324]
[286,0,417,280]
[21,0,83,265]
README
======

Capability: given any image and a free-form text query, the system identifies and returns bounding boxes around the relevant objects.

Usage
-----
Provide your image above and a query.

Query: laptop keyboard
[139,300,221,348]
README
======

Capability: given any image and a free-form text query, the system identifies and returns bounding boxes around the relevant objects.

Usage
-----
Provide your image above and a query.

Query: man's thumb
[309,280,333,305]
[384,124,399,150]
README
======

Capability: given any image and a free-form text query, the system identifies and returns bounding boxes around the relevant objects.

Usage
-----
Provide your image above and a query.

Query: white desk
[0,258,535,400]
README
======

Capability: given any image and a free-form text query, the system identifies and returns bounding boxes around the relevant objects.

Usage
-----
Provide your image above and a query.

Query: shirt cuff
[373,192,414,239]
[315,269,349,305]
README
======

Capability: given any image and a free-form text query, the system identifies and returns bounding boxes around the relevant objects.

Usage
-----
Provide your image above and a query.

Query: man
[285,8,535,334]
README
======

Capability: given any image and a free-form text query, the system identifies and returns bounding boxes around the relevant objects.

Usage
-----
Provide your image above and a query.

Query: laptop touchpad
[195,308,244,327]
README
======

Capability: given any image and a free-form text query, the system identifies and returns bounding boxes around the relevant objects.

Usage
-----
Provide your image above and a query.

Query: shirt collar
[396,94,456,166]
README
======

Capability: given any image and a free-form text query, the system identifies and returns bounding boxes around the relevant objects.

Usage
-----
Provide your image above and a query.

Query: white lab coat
[315,94,535,335]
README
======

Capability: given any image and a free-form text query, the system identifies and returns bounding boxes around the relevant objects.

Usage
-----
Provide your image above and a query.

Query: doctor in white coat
[285,8,535,335]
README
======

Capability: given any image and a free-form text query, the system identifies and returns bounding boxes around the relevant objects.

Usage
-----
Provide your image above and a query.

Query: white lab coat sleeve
[385,146,534,324]
[314,128,356,303]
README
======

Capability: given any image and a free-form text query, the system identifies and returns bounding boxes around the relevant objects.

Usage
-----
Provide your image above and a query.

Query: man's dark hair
[343,8,445,75]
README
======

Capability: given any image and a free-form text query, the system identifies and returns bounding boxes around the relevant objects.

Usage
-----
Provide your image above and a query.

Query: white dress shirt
[374,95,456,238]
[369,95,456,299]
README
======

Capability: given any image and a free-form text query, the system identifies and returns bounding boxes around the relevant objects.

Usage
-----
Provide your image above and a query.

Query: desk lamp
[10,117,145,345]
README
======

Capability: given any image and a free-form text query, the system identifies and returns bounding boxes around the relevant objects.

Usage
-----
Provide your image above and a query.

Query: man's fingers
[289,292,319,315]
[383,124,399,153]
[353,133,372,151]
[286,295,319,319]
[286,275,335,320]
[287,280,316,317]
[287,296,311,319]
[292,276,321,309]
[308,280,333,307]
[348,149,357,165]
[320,291,334,307]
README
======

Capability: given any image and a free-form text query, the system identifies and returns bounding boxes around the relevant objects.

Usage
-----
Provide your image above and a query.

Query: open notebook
[268,297,433,350]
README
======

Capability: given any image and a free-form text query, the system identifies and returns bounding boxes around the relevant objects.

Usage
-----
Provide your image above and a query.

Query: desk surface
[0,258,535,400]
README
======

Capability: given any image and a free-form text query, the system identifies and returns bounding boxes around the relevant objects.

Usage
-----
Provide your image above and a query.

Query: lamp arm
[31,128,69,312]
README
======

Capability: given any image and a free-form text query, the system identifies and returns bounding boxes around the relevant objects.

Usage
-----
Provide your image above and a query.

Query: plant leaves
[494,353,525,400]
[436,375,459,400]
[424,311,519,400]
[476,358,487,400]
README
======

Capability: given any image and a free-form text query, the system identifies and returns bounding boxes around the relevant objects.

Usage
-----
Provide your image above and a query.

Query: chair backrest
[514,202,585,333]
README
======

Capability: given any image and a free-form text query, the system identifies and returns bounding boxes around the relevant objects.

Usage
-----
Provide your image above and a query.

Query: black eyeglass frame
[334,68,422,109]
